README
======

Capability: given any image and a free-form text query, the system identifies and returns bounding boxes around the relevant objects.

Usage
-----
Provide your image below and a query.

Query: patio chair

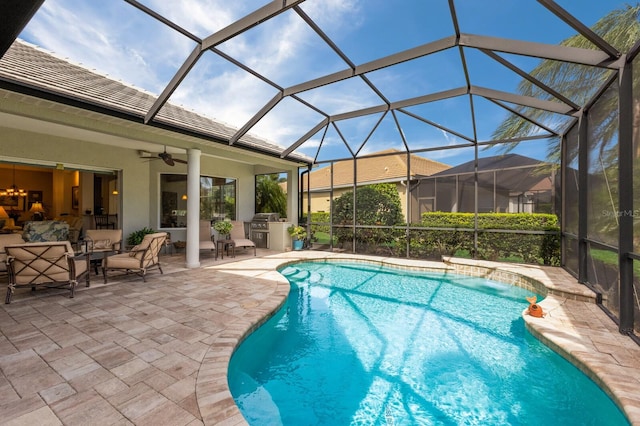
[199,220,216,256]
[102,232,167,283]
[4,241,90,304]
[0,233,25,276]
[84,229,123,274]
[230,221,256,256]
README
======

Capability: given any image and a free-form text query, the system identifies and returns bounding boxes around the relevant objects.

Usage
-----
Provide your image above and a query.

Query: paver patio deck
[1,249,639,425]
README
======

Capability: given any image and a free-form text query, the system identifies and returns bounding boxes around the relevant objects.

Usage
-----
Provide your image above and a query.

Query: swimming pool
[228,261,628,425]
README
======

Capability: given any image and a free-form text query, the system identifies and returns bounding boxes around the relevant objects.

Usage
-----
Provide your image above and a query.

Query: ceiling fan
[141,146,187,166]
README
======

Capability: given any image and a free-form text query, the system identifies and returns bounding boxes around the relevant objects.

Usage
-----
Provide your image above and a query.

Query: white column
[185,148,201,268]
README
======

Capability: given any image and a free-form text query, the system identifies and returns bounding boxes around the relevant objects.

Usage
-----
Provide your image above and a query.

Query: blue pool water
[228,261,628,425]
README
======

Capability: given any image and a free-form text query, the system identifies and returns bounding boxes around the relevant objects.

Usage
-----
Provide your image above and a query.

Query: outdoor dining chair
[94,214,115,229]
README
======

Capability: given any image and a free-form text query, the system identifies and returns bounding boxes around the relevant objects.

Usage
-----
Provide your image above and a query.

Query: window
[255,173,287,218]
[160,174,236,228]
[200,176,236,221]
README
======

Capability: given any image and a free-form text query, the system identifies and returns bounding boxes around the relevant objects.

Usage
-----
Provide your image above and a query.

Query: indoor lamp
[29,202,45,221]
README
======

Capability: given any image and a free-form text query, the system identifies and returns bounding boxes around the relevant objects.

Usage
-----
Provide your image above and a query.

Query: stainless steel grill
[249,213,280,248]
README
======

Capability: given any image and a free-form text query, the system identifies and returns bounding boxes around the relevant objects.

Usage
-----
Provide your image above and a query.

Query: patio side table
[215,239,235,260]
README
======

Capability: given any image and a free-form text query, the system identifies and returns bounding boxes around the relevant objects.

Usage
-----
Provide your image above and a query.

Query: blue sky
[18,0,630,168]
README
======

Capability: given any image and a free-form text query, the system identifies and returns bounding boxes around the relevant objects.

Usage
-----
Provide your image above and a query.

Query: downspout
[406,151,411,258]
[306,164,312,243]
[299,168,309,225]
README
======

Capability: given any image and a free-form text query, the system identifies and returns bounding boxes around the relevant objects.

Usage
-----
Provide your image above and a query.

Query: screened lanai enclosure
[1,2,639,338]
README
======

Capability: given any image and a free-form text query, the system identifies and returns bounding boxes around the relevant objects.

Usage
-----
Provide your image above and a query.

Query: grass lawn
[313,231,334,245]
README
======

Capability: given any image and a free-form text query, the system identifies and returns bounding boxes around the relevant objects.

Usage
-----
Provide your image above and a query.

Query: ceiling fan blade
[173,158,188,164]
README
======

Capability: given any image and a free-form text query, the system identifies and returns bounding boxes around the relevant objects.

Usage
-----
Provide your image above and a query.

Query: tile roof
[430,153,545,176]
[306,149,450,190]
[0,39,310,163]
[429,153,553,193]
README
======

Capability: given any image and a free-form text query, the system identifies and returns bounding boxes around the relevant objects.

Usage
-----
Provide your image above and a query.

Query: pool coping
[196,252,640,425]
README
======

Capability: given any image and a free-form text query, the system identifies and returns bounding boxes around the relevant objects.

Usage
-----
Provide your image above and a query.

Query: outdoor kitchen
[247,213,292,252]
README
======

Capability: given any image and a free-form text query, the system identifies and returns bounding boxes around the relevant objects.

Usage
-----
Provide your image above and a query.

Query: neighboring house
[299,149,450,220]
[413,153,556,220]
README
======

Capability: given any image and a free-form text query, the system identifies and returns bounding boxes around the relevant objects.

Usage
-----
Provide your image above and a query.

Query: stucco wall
[1,126,301,243]
[2,129,150,238]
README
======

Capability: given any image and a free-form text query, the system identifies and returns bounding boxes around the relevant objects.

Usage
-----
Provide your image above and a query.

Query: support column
[578,113,588,283]
[185,148,201,269]
[618,60,634,333]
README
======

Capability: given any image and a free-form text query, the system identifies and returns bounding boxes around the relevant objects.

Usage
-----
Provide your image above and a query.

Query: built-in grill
[249,213,280,248]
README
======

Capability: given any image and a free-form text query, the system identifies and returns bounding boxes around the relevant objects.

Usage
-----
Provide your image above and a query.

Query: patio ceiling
[0,0,628,165]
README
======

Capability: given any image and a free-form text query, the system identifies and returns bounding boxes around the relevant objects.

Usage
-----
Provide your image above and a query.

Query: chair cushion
[73,256,88,277]
[233,238,255,248]
[108,252,153,268]
[199,240,215,250]
[0,233,26,272]
[0,233,26,251]
[129,245,141,256]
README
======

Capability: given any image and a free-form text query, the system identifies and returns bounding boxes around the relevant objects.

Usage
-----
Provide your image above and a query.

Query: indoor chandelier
[0,165,27,198]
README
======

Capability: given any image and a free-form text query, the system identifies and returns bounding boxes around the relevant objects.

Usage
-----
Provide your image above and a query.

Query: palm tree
[492,4,640,161]
[491,5,640,241]
[255,173,287,217]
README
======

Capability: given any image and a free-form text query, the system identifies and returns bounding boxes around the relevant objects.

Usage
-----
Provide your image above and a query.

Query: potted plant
[287,225,307,251]
[213,220,234,240]
[126,226,156,248]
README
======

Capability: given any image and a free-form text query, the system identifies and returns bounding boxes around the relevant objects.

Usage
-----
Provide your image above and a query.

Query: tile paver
[0,250,639,425]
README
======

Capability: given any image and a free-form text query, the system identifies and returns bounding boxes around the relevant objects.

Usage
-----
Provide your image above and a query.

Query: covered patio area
[1,253,639,425]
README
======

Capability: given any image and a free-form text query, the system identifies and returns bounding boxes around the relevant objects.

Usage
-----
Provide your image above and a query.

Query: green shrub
[127,227,156,246]
[418,212,560,265]
[332,183,403,248]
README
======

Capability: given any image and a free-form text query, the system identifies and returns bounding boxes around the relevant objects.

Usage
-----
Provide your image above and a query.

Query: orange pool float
[526,296,544,318]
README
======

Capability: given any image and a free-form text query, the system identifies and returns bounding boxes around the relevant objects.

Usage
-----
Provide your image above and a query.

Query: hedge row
[308,212,560,266]
[410,212,560,265]
[420,212,559,230]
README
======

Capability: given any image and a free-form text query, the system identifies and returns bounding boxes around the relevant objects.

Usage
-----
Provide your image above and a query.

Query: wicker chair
[4,241,89,304]
[102,232,167,283]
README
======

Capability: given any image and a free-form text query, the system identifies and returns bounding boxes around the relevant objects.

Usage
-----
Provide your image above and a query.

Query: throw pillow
[94,239,111,249]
